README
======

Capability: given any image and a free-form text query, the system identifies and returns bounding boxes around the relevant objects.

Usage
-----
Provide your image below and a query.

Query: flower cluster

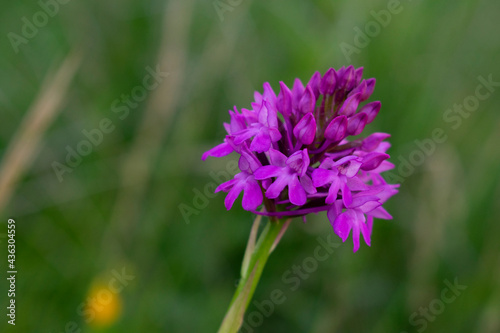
[202,66,398,252]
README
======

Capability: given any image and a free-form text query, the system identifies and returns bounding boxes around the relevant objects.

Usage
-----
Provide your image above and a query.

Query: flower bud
[347,112,368,136]
[293,113,316,145]
[324,115,348,141]
[307,71,321,99]
[359,101,381,124]
[278,81,293,117]
[361,152,390,171]
[362,132,390,151]
[320,68,337,95]
[299,86,316,115]
[338,93,362,117]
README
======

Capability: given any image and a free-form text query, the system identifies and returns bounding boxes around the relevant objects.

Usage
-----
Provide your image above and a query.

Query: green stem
[217,217,286,333]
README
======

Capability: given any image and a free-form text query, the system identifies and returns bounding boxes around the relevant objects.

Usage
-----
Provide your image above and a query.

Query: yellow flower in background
[84,281,123,328]
[78,267,134,329]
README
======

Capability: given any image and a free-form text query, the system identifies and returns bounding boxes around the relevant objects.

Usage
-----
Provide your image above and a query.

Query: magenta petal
[240,146,262,173]
[348,80,366,100]
[224,182,244,210]
[373,161,395,173]
[228,107,247,133]
[349,195,379,208]
[325,177,341,204]
[299,174,316,194]
[254,165,282,180]
[262,82,277,110]
[234,128,258,145]
[368,206,393,219]
[292,78,305,112]
[341,180,353,207]
[346,177,369,191]
[293,113,316,145]
[333,212,352,242]
[341,65,356,91]
[286,149,310,176]
[268,148,287,167]
[347,112,368,136]
[278,81,293,117]
[307,71,321,99]
[338,93,361,117]
[365,216,373,239]
[288,176,307,206]
[242,179,263,211]
[361,152,390,171]
[344,160,362,178]
[215,178,238,193]
[362,132,391,151]
[359,101,381,124]
[358,200,382,214]
[327,200,343,223]
[265,101,279,128]
[354,67,363,86]
[332,155,358,167]
[266,175,289,199]
[257,101,270,125]
[250,129,272,153]
[298,87,316,115]
[362,78,376,101]
[324,115,348,141]
[364,216,374,243]
[320,68,337,95]
[268,128,282,142]
[201,142,234,160]
[312,168,337,187]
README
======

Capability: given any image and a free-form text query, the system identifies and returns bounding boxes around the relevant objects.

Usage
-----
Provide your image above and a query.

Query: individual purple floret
[202,66,399,252]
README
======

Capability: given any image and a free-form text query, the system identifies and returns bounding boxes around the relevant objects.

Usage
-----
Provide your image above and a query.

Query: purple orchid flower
[254,149,316,206]
[203,66,398,252]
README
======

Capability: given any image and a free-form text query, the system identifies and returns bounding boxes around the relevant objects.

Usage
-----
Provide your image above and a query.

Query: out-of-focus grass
[0,0,499,332]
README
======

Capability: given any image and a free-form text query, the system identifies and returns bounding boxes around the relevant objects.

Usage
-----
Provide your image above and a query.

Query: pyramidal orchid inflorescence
[202,66,399,252]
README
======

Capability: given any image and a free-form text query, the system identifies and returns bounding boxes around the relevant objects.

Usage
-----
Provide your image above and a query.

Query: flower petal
[299,174,316,194]
[266,175,289,199]
[359,101,381,124]
[325,177,341,204]
[224,182,245,210]
[250,129,272,153]
[268,148,287,167]
[254,165,283,180]
[277,81,293,117]
[338,93,361,117]
[298,87,316,115]
[333,211,352,243]
[347,112,368,136]
[242,179,263,210]
[320,68,337,95]
[361,152,390,171]
[288,176,307,206]
[201,142,233,160]
[312,168,337,187]
[324,115,348,142]
[307,71,321,99]
[286,149,310,176]
[341,179,353,207]
[362,132,390,152]
[215,178,238,193]
[293,113,316,145]
[368,206,393,219]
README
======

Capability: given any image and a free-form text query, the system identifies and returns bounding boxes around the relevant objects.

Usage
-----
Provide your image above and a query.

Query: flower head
[203,66,398,252]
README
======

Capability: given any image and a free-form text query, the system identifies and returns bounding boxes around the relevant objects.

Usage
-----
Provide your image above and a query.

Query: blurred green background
[1,0,500,332]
